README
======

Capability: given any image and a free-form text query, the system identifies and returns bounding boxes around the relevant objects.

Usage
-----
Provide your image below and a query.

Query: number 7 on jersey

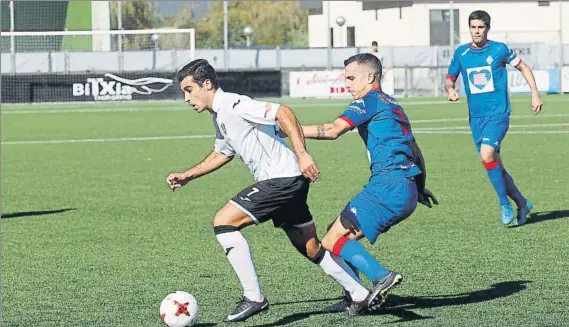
[240,187,260,202]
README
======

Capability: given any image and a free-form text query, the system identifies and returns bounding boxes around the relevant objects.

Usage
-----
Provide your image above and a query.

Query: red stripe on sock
[483,160,500,170]
[332,236,349,256]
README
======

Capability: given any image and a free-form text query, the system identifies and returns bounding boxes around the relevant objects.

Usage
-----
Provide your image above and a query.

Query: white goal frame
[2,28,195,56]
[2,28,195,74]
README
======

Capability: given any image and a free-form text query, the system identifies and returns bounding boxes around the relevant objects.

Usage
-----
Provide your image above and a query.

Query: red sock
[332,236,349,256]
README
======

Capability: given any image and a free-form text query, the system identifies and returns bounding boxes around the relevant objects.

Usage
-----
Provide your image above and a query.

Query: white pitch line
[3,96,569,114]
[412,114,569,124]
[414,123,569,131]
[415,130,569,134]
[3,129,569,145]
[1,100,456,113]
[4,108,569,123]
[1,135,215,145]
[1,107,191,115]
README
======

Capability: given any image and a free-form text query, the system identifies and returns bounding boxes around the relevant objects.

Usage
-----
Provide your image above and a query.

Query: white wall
[309,1,569,48]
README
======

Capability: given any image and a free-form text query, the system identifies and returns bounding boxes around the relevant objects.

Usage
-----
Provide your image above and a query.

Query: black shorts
[230,175,313,228]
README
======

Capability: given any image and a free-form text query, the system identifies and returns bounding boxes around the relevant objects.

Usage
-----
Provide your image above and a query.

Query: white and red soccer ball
[160,291,199,327]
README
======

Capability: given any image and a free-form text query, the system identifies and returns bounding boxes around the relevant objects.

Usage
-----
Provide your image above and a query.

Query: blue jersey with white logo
[447,40,522,118]
[339,89,422,179]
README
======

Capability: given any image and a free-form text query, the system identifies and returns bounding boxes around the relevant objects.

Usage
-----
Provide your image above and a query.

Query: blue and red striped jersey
[339,89,421,179]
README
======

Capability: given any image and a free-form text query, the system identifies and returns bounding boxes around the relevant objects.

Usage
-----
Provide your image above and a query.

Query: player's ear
[366,72,375,84]
[203,79,213,91]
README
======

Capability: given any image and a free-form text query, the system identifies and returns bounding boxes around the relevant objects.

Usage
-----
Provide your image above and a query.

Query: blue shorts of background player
[340,176,418,245]
[469,113,510,153]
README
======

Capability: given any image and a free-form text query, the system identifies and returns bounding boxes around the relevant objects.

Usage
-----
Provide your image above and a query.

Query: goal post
[1,28,196,73]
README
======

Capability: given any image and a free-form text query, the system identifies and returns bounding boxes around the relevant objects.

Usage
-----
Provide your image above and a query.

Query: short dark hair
[344,53,382,81]
[177,59,220,89]
[469,10,491,29]
[371,41,378,46]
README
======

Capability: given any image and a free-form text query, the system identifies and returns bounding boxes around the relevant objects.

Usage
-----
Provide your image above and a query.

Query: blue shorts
[469,113,510,152]
[341,176,418,244]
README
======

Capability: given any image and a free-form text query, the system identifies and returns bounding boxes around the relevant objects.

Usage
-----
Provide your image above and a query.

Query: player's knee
[320,233,337,253]
[479,147,496,163]
[212,210,230,227]
[213,204,253,229]
[213,210,241,228]
[480,154,496,163]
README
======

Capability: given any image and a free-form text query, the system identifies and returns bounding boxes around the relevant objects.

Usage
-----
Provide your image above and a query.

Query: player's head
[343,53,382,100]
[371,41,378,52]
[468,10,491,46]
[177,59,220,112]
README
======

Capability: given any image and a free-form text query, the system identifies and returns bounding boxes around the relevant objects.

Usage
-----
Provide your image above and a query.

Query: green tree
[111,1,160,50]
[161,4,194,28]
[195,1,308,48]
[159,4,195,50]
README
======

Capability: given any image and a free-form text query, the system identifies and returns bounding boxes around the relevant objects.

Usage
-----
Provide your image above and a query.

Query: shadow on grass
[248,280,530,326]
[378,280,531,323]
[1,208,76,219]
[510,210,569,227]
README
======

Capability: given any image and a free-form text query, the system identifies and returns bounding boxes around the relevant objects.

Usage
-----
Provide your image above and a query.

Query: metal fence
[1,0,568,98]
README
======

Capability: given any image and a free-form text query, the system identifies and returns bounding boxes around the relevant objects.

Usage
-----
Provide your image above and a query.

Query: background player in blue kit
[445,10,543,226]
[299,53,436,315]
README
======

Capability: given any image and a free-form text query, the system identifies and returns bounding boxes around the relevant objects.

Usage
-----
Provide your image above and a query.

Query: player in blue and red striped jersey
[300,53,437,315]
[445,10,543,226]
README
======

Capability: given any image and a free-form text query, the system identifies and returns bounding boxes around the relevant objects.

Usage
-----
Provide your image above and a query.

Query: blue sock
[484,160,510,206]
[504,171,526,207]
[333,237,389,283]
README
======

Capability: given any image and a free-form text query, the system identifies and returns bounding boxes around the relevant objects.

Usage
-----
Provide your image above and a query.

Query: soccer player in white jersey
[166,59,378,322]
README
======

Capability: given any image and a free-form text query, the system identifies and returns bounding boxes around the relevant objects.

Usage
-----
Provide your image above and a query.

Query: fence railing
[1,43,568,75]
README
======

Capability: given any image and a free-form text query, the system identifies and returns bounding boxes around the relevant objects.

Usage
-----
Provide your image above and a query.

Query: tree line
[111,1,309,50]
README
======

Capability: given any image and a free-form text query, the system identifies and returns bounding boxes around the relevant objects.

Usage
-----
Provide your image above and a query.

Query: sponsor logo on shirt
[347,104,366,115]
[466,65,495,94]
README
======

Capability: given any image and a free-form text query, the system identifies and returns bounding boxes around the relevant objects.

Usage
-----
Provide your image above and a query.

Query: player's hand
[418,188,439,208]
[531,93,543,115]
[298,152,320,182]
[447,88,460,102]
[166,172,190,192]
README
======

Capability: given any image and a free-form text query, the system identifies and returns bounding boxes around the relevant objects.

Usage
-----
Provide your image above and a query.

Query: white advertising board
[289,69,394,98]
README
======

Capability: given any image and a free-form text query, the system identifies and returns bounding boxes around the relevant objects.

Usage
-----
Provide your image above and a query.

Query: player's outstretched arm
[515,61,543,115]
[302,118,352,140]
[276,105,320,182]
[166,151,233,191]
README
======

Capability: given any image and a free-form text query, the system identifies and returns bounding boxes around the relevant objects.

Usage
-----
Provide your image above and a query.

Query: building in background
[2,0,568,98]
[306,1,569,47]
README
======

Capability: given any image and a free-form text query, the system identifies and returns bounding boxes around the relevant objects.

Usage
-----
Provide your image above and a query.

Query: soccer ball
[159,291,199,327]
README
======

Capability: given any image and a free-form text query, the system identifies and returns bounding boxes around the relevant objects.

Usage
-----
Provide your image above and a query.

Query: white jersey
[211,88,302,182]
